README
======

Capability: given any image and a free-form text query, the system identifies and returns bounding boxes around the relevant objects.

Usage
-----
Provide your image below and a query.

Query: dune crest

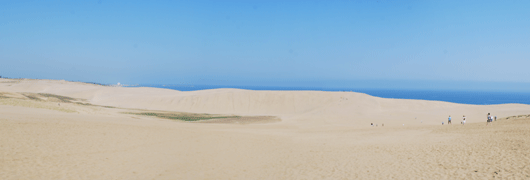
[1,78,529,126]
[2,78,530,179]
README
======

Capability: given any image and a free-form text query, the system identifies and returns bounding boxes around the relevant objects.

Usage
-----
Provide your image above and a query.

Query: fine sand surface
[1,79,530,179]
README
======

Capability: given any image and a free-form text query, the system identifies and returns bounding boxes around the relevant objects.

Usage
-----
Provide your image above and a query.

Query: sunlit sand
[1,79,529,179]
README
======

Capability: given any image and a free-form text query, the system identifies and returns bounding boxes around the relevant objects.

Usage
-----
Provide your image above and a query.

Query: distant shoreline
[0,77,136,87]
[143,84,530,105]
[2,77,530,105]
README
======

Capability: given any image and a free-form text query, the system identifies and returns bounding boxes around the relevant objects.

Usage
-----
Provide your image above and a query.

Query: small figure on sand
[495,116,497,121]
[448,115,452,125]
[371,123,373,127]
[487,113,492,126]
[462,115,466,125]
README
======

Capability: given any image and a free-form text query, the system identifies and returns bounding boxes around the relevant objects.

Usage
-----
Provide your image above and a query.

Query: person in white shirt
[462,115,466,125]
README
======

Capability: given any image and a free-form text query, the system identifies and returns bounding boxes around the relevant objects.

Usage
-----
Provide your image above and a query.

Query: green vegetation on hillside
[126,112,240,121]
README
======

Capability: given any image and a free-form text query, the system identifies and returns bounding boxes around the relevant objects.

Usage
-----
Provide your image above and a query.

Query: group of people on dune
[444,113,496,125]
[370,123,383,127]
[370,113,498,127]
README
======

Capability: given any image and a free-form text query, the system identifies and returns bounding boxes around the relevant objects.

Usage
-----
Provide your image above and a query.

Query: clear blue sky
[1,0,529,91]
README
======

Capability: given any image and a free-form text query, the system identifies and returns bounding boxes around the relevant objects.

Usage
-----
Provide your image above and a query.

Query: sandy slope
[1,79,530,179]
[1,79,529,127]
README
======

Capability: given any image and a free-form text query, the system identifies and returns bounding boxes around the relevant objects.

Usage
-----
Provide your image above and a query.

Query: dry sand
[1,79,529,179]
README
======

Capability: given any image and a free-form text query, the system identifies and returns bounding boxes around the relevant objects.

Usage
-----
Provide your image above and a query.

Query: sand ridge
[1,79,530,179]
[1,79,529,127]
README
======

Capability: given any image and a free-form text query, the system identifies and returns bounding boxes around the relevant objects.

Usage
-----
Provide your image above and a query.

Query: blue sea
[143,85,530,105]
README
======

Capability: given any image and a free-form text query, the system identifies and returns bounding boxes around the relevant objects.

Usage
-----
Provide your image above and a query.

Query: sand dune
[1,79,530,179]
[1,79,528,126]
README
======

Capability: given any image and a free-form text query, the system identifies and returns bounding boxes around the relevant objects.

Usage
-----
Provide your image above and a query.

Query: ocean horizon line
[2,77,529,105]
[142,84,530,106]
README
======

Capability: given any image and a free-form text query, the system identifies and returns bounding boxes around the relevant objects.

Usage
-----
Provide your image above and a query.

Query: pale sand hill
[1,79,530,179]
[1,79,529,127]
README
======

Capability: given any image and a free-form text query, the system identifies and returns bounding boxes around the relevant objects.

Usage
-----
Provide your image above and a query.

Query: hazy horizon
[3,76,530,92]
[1,1,529,91]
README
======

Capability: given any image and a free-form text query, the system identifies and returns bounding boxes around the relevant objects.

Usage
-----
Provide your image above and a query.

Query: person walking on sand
[495,116,497,121]
[487,113,492,126]
[448,115,452,124]
[462,115,466,125]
